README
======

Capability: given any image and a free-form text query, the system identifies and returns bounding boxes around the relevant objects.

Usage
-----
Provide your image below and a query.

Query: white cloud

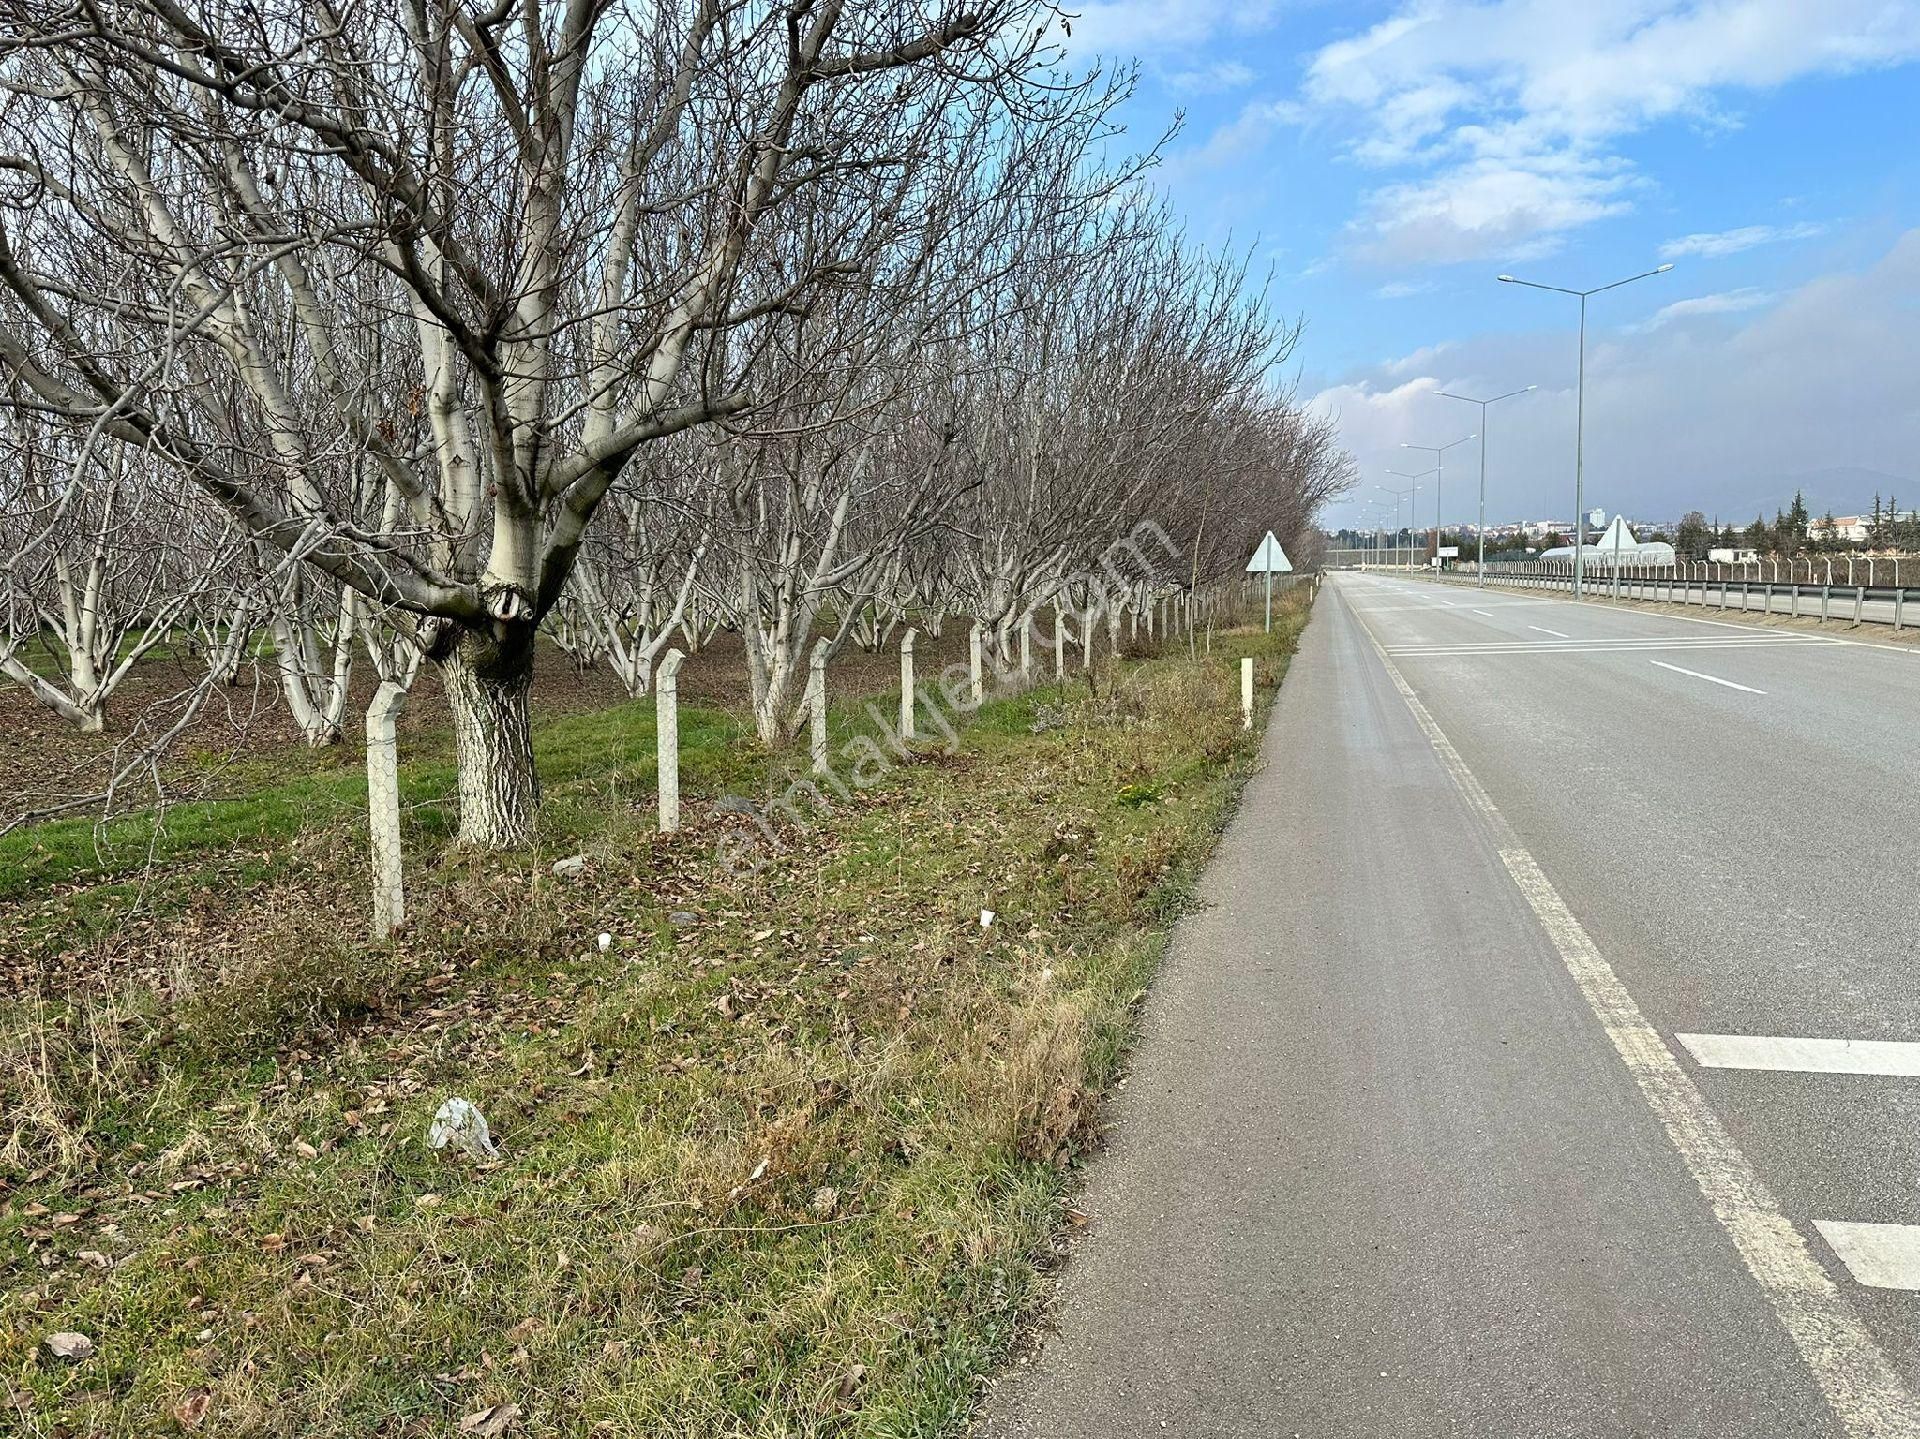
[1161,96,1306,181]
[1659,221,1828,259]
[1632,288,1777,330]
[1164,60,1256,95]
[1314,228,1920,525]
[1374,280,1436,299]
[1350,152,1637,265]
[1293,1,1920,263]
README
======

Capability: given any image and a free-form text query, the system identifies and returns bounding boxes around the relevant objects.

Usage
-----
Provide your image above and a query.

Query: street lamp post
[1497,264,1673,600]
[1401,437,1475,571]
[1381,474,1431,571]
[1437,386,1536,586]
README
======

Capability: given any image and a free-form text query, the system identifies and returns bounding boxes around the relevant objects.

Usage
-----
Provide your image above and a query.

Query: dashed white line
[1352,605,1919,1435]
[1678,1034,1920,1076]
[1649,659,1766,694]
[1817,1224,1920,1292]
[1528,625,1569,639]
[1471,608,1495,618]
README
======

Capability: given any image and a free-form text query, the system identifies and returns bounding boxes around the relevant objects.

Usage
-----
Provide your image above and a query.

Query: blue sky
[1057,0,1920,533]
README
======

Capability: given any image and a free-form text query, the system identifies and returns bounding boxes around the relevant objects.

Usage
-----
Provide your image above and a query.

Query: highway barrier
[1364,563,1920,633]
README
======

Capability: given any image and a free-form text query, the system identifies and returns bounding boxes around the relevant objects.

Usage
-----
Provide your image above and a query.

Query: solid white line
[1817,1223,1920,1291]
[1678,1034,1920,1076]
[1351,608,1920,1436]
[1528,625,1570,639]
[1650,659,1766,694]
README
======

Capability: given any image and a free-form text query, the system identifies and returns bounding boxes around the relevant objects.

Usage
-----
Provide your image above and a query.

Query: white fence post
[899,629,917,740]
[367,680,408,939]
[810,639,831,773]
[1019,615,1031,682]
[969,621,984,705]
[1053,609,1065,678]
[1241,656,1254,730]
[656,648,686,833]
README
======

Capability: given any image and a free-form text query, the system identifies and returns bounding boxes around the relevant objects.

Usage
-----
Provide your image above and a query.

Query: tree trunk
[441,626,540,848]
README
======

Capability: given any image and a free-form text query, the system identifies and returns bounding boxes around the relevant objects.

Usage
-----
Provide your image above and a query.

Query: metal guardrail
[1361,564,1920,632]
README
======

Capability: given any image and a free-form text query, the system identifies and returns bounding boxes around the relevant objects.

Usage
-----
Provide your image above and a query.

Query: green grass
[1,594,1313,1438]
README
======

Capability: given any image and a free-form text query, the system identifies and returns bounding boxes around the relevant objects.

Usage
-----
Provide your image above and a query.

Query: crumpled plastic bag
[427,1097,500,1161]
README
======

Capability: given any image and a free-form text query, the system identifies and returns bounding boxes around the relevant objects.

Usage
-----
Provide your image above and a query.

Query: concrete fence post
[969,621,984,705]
[1019,616,1031,682]
[1053,609,1065,679]
[1241,656,1254,730]
[1082,604,1096,672]
[810,639,831,774]
[656,648,686,833]
[899,629,916,741]
[367,679,409,939]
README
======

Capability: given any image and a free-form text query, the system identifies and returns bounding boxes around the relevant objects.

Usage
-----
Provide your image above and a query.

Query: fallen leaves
[172,1390,212,1428]
[459,1401,523,1436]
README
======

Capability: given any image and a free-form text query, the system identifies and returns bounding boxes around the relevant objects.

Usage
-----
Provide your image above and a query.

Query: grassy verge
[2,593,1311,1437]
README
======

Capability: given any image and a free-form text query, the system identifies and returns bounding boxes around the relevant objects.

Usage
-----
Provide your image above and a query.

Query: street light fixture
[1497,263,1674,599]
[1401,436,1475,569]
[1436,386,1536,586]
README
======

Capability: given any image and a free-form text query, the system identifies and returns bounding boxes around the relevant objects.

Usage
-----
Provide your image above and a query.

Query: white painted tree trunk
[367,679,409,938]
[656,648,686,833]
[899,629,917,740]
[809,639,830,773]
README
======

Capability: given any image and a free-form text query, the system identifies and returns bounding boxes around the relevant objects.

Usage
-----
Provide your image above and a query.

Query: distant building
[1807,516,1871,542]
[1540,515,1676,567]
[1708,547,1760,564]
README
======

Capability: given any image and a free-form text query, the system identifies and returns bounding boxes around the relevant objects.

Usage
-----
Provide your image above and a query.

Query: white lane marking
[1678,1034,1920,1076]
[1388,637,1827,658]
[1650,659,1766,694]
[1471,608,1495,617]
[1817,1224,1920,1291]
[1351,609,1920,1436]
[1528,625,1570,639]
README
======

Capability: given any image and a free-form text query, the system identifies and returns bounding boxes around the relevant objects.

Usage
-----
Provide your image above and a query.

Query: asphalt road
[975,573,1920,1439]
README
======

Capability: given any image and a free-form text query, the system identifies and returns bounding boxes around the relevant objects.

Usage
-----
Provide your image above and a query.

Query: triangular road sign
[1246,531,1293,574]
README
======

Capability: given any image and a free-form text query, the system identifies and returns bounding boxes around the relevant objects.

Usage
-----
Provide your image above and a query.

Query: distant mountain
[1679,467,1913,525]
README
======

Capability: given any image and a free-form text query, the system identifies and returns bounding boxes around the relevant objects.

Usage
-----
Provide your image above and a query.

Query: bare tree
[0,0,1061,845]
[0,430,240,731]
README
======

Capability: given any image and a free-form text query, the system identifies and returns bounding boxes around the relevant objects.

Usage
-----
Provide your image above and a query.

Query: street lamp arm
[1497,275,1582,296]
[1588,263,1675,296]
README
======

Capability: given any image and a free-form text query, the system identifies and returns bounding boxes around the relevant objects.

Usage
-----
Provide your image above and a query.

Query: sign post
[1246,531,1294,632]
